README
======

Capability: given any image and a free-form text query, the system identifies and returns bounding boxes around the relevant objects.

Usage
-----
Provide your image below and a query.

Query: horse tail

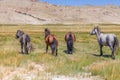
[68,34,73,45]
[114,37,119,55]
[52,37,58,56]
[27,42,35,53]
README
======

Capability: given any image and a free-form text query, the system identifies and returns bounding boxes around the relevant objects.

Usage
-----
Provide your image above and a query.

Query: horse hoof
[67,52,70,54]
[68,51,72,54]
[112,57,115,60]
[22,52,25,54]
[112,58,115,60]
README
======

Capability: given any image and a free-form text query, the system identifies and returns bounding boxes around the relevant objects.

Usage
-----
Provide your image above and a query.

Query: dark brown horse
[44,28,58,56]
[65,32,76,54]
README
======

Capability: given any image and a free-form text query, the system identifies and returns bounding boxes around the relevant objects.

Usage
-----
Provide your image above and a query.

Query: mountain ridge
[0,0,120,24]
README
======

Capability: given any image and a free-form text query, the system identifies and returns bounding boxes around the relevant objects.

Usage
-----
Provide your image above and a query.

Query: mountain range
[0,0,120,24]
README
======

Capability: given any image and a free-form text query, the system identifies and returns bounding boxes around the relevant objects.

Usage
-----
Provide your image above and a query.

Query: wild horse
[16,30,33,54]
[90,26,119,59]
[65,32,76,54]
[44,28,58,56]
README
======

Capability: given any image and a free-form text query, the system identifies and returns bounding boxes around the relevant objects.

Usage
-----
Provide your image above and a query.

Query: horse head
[44,28,51,39]
[16,30,24,39]
[90,26,101,35]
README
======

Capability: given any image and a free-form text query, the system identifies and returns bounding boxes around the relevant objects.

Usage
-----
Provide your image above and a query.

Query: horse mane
[17,30,24,33]
[96,26,102,35]
[16,30,25,38]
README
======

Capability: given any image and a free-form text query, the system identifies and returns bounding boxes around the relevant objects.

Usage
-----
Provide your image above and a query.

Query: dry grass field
[0,24,120,80]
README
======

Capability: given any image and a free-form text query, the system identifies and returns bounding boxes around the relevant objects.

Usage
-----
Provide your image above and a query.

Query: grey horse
[16,30,33,54]
[90,26,119,59]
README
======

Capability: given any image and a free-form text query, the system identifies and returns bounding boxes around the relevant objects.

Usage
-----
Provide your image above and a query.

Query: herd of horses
[16,26,119,59]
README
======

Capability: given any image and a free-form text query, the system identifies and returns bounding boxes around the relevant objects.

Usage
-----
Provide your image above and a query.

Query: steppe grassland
[0,24,120,80]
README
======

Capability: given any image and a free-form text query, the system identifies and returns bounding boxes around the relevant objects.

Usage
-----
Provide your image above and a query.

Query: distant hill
[0,0,120,24]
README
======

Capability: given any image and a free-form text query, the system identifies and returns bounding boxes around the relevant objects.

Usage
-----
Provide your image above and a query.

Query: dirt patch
[52,72,104,80]
[0,62,46,80]
[0,62,104,80]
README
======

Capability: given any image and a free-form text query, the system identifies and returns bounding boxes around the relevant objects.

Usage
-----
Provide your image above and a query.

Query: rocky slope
[0,0,120,24]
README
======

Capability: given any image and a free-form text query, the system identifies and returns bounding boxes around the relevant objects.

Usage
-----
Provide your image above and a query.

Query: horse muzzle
[90,32,93,35]
[16,35,19,39]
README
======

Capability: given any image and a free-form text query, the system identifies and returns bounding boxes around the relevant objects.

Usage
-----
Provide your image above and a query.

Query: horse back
[100,33,116,46]
[26,34,31,42]
[45,34,58,45]
[65,32,76,42]
[20,34,31,44]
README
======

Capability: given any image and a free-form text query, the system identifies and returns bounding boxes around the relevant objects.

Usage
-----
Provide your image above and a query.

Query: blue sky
[40,0,120,6]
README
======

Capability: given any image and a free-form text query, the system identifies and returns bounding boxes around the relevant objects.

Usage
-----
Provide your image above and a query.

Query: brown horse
[65,32,76,54]
[44,28,58,56]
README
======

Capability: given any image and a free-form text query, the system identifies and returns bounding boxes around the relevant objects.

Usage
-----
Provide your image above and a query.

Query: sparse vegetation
[0,24,120,80]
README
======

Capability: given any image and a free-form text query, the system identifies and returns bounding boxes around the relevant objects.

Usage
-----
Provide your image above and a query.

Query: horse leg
[112,50,115,59]
[26,42,28,54]
[21,42,23,53]
[23,42,28,54]
[110,45,115,59]
[46,44,48,53]
[67,43,70,54]
[67,42,69,54]
[56,48,58,56]
[69,46,72,54]
[70,44,73,54]
[100,45,103,56]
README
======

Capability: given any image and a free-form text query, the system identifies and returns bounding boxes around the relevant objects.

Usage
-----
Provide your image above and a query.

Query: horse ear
[45,28,47,31]
[97,26,100,31]
[17,30,20,32]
